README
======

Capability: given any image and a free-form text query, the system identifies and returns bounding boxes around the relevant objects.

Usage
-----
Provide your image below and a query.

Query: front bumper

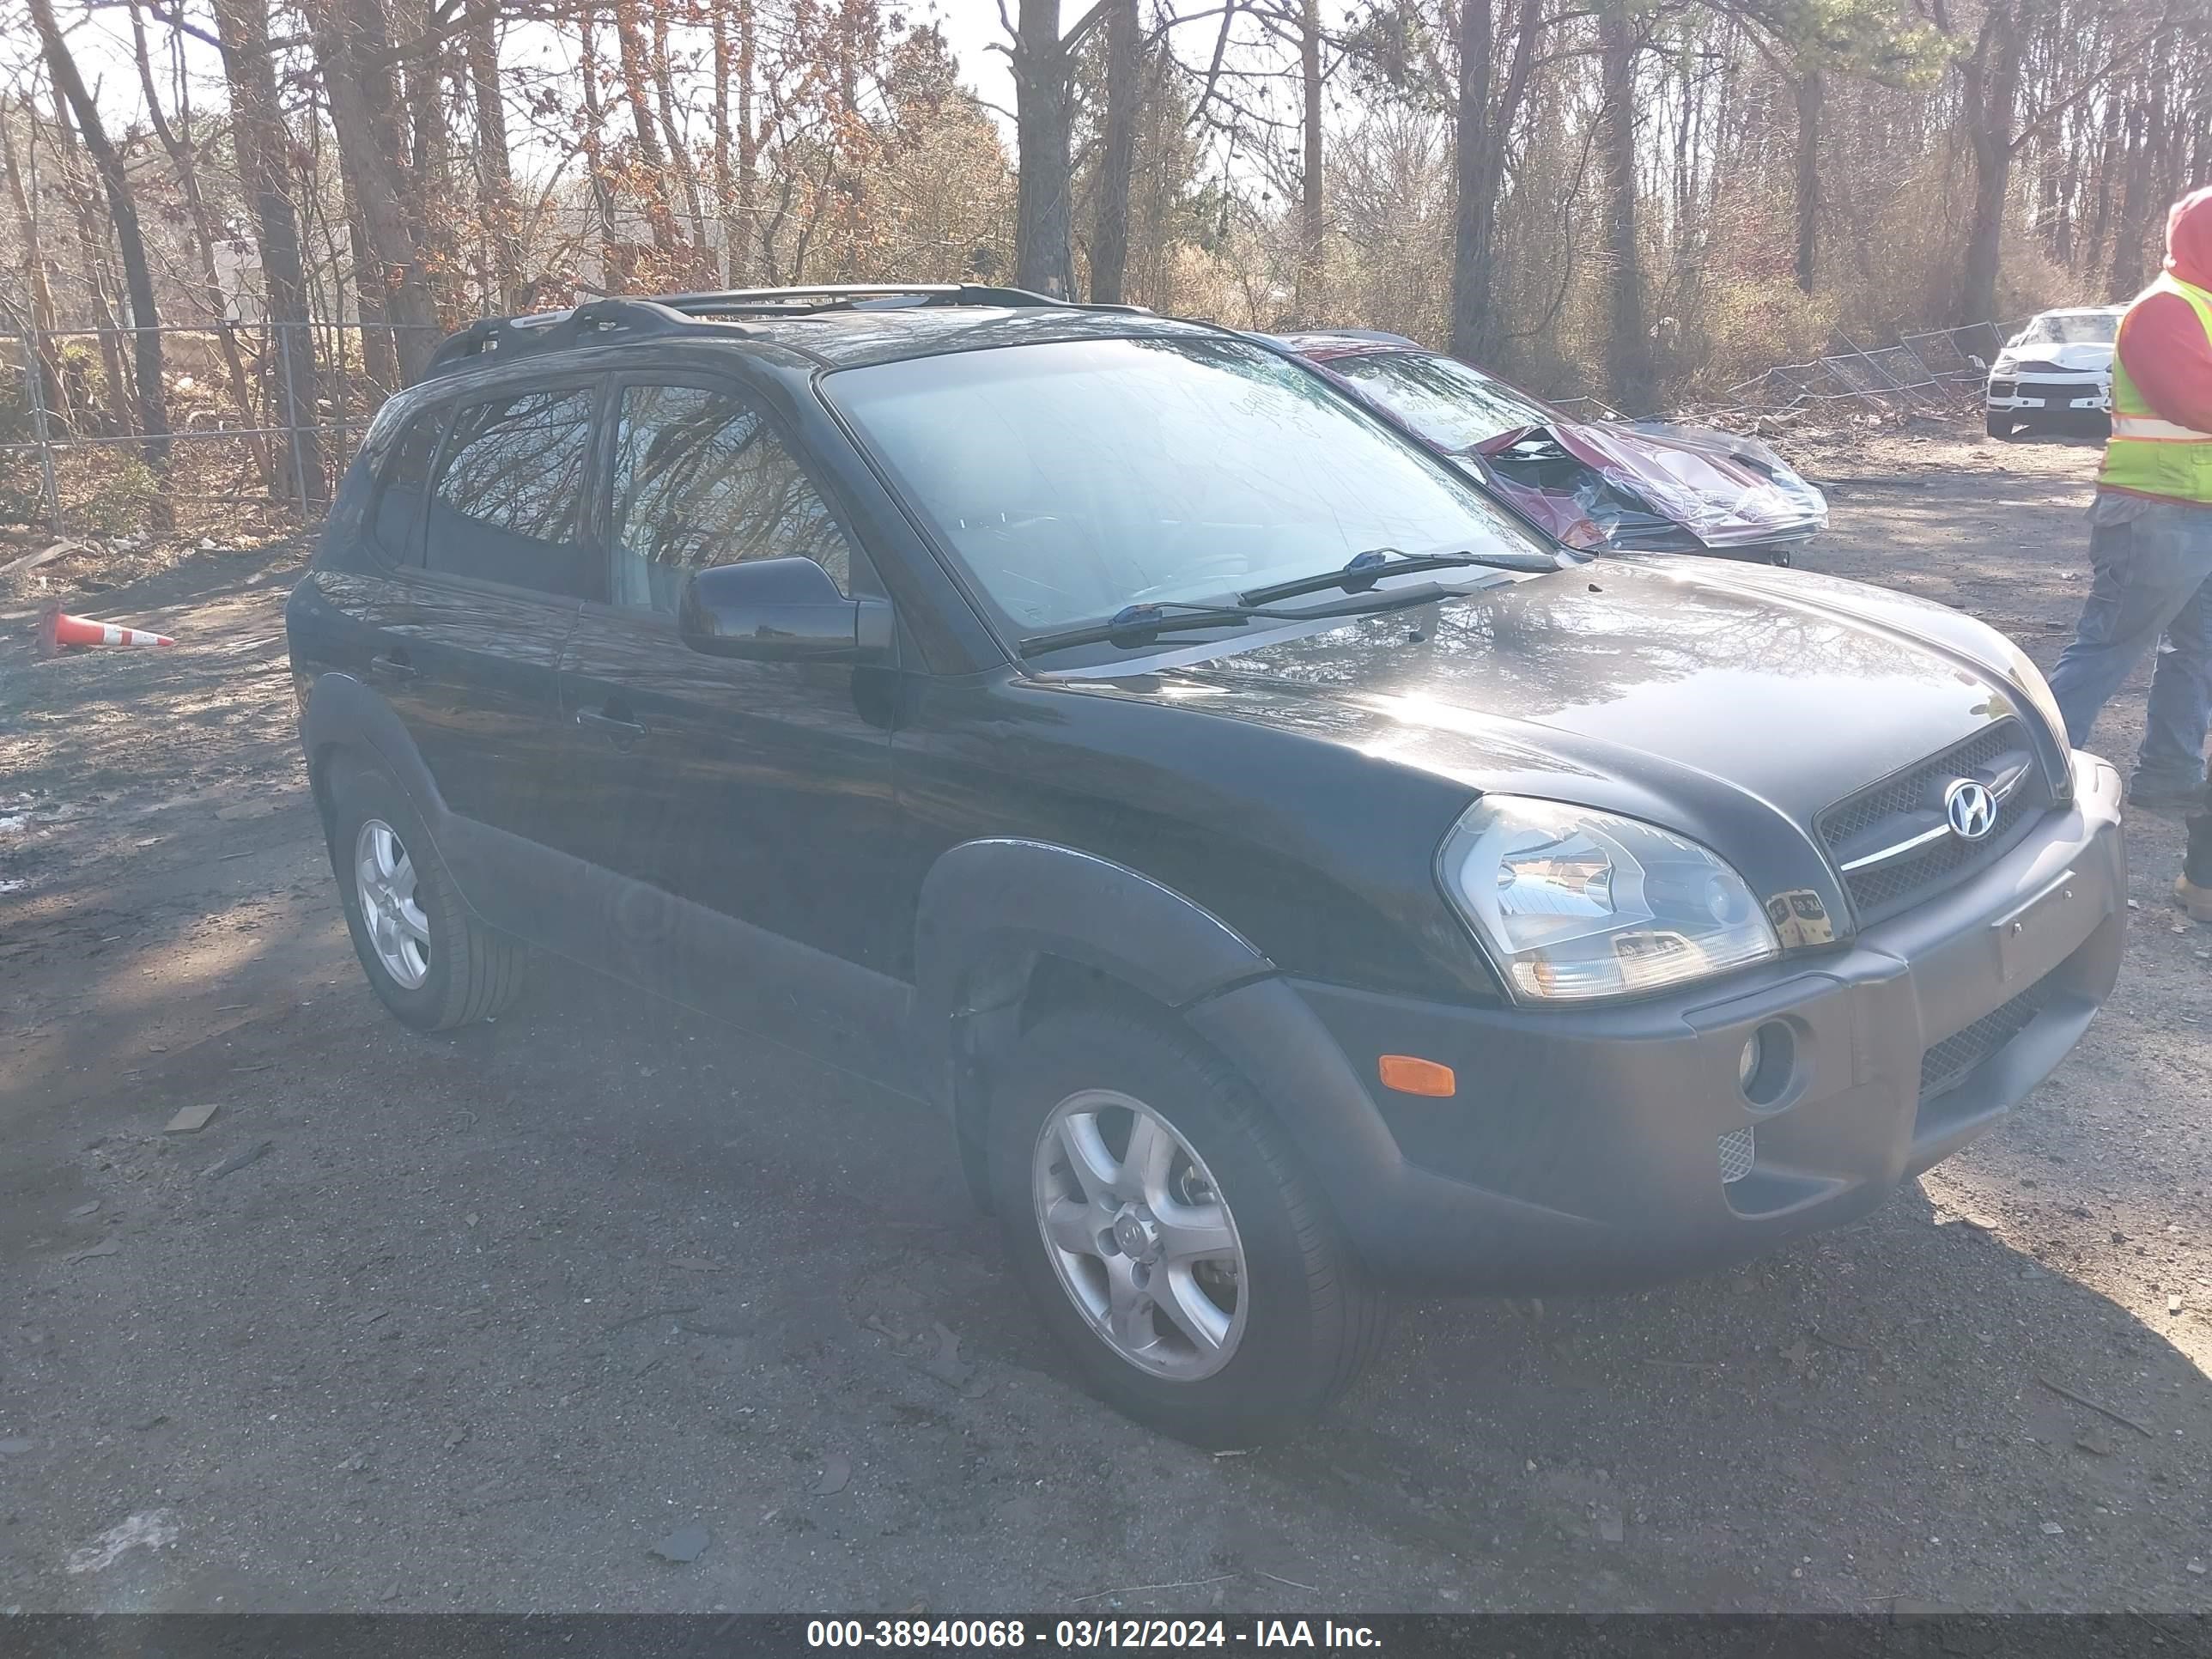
[1188,753,2125,1292]
[1988,377,2109,415]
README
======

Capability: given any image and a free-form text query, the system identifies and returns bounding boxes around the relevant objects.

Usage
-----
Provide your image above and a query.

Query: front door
[552,374,907,1075]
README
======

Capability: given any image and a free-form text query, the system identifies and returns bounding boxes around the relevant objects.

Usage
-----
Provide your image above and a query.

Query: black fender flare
[912,838,1276,1207]
[298,672,464,884]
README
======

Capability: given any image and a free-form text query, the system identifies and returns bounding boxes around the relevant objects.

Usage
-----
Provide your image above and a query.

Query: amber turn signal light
[1377,1054,1456,1097]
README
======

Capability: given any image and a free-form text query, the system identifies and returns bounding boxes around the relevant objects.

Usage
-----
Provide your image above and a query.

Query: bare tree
[29,0,170,469]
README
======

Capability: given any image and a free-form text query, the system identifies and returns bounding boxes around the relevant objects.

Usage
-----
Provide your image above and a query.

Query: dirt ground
[2,420,2209,1615]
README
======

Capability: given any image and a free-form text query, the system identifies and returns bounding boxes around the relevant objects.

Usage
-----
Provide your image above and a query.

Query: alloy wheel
[1031,1089,1249,1381]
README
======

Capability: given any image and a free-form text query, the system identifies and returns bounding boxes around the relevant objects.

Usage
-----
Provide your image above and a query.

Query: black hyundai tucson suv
[288,284,2125,1445]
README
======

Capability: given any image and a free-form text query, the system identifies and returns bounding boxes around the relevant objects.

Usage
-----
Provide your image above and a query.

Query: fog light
[1737,1033,1763,1092]
[1739,1020,1796,1108]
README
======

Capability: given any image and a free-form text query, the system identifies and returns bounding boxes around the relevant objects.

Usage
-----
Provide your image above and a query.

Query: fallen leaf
[67,1200,100,1218]
[64,1239,120,1266]
[815,1452,853,1496]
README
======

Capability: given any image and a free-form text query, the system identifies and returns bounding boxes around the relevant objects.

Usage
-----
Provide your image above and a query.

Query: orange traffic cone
[38,602,173,655]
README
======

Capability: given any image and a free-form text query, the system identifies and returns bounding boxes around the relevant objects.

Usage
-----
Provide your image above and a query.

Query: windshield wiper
[1239,544,1551,606]
[1017,586,1457,660]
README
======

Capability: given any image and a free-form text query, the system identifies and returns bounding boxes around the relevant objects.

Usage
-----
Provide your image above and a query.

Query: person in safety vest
[2046,185,2212,838]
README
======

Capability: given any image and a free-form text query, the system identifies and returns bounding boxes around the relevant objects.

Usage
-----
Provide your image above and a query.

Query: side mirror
[677,556,890,663]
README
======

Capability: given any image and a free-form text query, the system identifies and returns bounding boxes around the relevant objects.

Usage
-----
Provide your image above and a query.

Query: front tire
[326,758,525,1032]
[1984,411,2016,439]
[987,1004,1385,1446]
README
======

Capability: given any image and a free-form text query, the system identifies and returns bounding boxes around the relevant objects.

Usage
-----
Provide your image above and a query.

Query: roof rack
[422,295,731,380]
[656,283,1151,318]
[419,283,1156,382]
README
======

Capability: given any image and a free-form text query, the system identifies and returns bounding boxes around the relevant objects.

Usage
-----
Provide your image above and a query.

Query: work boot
[2129,772,2212,809]
[2181,807,2212,923]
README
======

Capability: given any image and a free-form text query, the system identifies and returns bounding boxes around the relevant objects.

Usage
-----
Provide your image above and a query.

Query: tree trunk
[711,0,734,283]
[467,8,521,311]
[0,94,70,430]
[1091,0,1139,304]
[575,3,621,285]
[611,0,681,256]
[1954,1,2025,327]
[211,0,321,499]
[1598,5,1654,411]
[31,0,170,472]
[1295,0,1325,319]
[1012,0,1073,296]
[1449,0,1495,359]
[129,0,270,489]
[305,0,440,382]
[1793,66,1823,295]
[1449,0,1540,362]
[737,0,758,284]
[2108,93,2153,297]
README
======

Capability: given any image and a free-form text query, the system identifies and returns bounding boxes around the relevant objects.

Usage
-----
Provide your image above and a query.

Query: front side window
[426,385,598,596]
[824,336,1547,637]
[1324,350,1552,451]
[608,382,852,615]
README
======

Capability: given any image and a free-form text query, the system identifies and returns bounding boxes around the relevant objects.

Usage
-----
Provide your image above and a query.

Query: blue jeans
[2047,501,2212,791]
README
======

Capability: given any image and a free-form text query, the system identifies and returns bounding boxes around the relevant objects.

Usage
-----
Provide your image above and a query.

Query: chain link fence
[2,322,441,539]
[1716,320,2024,426]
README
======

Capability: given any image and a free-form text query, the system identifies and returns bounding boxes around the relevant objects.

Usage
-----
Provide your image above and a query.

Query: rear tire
[987,1004,1386,1447]
[326,757,525,1032]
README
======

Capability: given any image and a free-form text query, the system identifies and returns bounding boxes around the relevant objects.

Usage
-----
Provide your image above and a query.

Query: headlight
[1437,797,1779,1002]
[1995,638,2069,755]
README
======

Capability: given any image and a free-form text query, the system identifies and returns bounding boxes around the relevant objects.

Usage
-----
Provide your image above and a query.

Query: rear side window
[367,408,443,562]
[607,382,852,615]
[426,385,599,596]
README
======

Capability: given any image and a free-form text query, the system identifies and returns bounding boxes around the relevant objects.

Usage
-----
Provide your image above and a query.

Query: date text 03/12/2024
[805,1620,1383,1649]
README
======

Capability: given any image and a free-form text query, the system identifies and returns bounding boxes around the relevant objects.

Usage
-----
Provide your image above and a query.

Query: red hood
[2168,185,2212,289]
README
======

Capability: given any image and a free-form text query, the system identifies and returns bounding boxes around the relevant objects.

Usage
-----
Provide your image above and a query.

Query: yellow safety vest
[2098,271,2212,505]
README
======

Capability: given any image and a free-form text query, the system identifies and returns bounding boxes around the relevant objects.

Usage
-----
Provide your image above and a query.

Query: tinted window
[1325,351,1552,451]
[368,407,442,562]
[426,386,598,595]
[824,337,1546,638]
[608,383,853,614]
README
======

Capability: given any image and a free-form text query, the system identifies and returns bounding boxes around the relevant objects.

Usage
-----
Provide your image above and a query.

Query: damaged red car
[1275,332,1827,566]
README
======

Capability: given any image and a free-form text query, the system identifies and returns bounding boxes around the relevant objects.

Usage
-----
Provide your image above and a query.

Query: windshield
[1322,349,1553,451]
[823,335,1550,640]
[2016,313,2119,347]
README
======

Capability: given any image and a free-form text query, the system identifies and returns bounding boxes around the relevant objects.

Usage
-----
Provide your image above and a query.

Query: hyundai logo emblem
[1944,778,1997,842]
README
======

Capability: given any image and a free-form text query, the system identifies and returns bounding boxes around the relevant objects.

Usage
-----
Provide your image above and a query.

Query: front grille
[1819,722,2045,924]
[1919,981,2051,1101]
[2017,378,2098,399]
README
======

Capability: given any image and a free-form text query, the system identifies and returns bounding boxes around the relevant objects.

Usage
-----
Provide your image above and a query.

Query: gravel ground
[1,422,2209,1614]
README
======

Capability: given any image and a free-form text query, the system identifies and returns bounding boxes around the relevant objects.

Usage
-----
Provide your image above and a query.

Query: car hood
[1083,559,2045,834]
[1477,418,1828,550]
[2002,342,2114,374]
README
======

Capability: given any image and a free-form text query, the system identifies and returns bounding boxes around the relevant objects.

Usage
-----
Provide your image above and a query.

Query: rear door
[550,372,906,1070]
[376,376,603,884]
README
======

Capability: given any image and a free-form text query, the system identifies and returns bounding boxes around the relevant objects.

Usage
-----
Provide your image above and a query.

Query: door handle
[368,653,416,681]
[576,706,647,742]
